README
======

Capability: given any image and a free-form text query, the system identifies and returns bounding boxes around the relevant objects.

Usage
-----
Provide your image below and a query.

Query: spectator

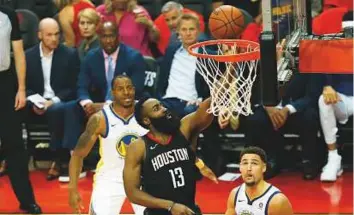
[319,75,353,182]
[54,0,94,47]
[245,73,324,180]
[25,18,80,181]
[157,13,208,116]
[77,8,100,60]
[63,21,145,174]
[0,5,41,214]
[318,11,353,182]
[154,1,205,55]
[96,0,159,56]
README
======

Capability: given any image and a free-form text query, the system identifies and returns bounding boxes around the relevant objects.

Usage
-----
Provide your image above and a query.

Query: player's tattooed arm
[69,112,104,192]
[74,111,104,157]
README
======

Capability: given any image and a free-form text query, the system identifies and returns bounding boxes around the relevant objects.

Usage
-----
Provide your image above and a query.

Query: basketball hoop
[188,39,260,119]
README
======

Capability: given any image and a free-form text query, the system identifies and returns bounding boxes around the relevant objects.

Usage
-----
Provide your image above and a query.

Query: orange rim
[188,39,260,63]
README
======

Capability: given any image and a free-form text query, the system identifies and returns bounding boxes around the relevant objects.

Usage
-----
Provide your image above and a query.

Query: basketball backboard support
[259,0,311,105]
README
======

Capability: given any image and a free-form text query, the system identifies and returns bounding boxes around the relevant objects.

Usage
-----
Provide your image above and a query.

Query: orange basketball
[209,5,245,39]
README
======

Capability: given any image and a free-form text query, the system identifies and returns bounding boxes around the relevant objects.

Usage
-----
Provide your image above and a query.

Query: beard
[150,110,181,134]
[245,181,256,187]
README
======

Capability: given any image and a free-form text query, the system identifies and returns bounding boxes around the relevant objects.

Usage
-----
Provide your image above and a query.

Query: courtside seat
[143,56,160,97]
[25,123,52,167]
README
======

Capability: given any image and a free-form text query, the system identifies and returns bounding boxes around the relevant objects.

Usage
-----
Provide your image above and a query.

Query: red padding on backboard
[299,39,353,74]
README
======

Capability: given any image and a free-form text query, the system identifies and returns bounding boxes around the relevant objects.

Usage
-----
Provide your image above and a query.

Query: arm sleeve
[8,8,22,41]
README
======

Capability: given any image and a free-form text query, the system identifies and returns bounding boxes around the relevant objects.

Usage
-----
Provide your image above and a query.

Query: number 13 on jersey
[169,167,185,188]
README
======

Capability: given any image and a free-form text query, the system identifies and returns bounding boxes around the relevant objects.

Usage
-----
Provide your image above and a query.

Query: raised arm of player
[68,111,105,213]
[124,138,195,215]
[225,188,237,215]
[180,98,213,141]
[268,193,293,215]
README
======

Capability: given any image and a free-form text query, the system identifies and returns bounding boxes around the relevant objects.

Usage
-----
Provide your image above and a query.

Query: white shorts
[89,182,145,215]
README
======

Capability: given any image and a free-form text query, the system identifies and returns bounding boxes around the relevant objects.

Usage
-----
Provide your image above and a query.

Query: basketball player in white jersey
[225,146,293,215]
[68,75,148,215]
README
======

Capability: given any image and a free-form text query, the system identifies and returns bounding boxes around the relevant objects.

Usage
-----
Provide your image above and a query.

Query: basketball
[209,5,245,39]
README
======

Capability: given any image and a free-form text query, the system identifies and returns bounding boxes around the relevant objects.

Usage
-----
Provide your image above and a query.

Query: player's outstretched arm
[268,193,293,215]
[68,111,105,213]
[180,98,213,140]
[225,188,237,215]
[124,138,195,215]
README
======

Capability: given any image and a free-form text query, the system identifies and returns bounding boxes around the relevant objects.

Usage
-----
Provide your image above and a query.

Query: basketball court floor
[0,170,352,214]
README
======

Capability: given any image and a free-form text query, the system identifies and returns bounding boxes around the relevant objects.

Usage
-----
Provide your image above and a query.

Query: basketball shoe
[320,154,343,182]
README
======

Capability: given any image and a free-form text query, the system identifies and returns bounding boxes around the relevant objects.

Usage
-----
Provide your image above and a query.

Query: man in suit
[245,73,324,180]
[25,18,80,181]
[63,21,145,173]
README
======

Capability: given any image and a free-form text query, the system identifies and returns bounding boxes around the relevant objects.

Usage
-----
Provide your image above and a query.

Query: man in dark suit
[63,21,145,168]
[25,18,80,181]
[245,73,324,180]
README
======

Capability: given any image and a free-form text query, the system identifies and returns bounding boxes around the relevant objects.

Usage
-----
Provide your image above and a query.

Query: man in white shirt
[157,13,208,117]
[25,18,80,181]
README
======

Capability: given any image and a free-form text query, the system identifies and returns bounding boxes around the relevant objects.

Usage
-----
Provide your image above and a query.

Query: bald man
[25,18,80,182]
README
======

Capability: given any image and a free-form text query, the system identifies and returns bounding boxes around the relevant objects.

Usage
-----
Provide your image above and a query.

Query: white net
[191,40,260,119]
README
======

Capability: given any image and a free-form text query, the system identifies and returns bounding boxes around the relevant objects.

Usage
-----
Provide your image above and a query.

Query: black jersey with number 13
[142,131,197,213]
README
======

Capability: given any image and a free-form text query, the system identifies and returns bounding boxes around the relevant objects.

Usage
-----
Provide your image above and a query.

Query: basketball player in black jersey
[124,96,214,215]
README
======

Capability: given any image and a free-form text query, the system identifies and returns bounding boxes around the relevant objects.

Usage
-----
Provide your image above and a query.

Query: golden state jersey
[235,183,281,215]
[94,104,148,184]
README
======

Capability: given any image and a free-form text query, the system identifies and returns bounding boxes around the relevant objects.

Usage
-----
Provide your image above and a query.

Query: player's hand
[69,189,84,214]
[323,86,340,104]
[199,165,218,184]
[170,203,195,215]
[14,89,26,111]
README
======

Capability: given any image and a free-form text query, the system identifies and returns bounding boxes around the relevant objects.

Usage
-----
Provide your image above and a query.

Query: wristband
[195,158,205,169]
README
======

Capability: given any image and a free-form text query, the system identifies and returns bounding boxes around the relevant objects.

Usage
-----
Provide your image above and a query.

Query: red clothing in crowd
[323,0,353,10]
[154,8,205,54]
[240,22,262,42]
[313,7,349,34]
